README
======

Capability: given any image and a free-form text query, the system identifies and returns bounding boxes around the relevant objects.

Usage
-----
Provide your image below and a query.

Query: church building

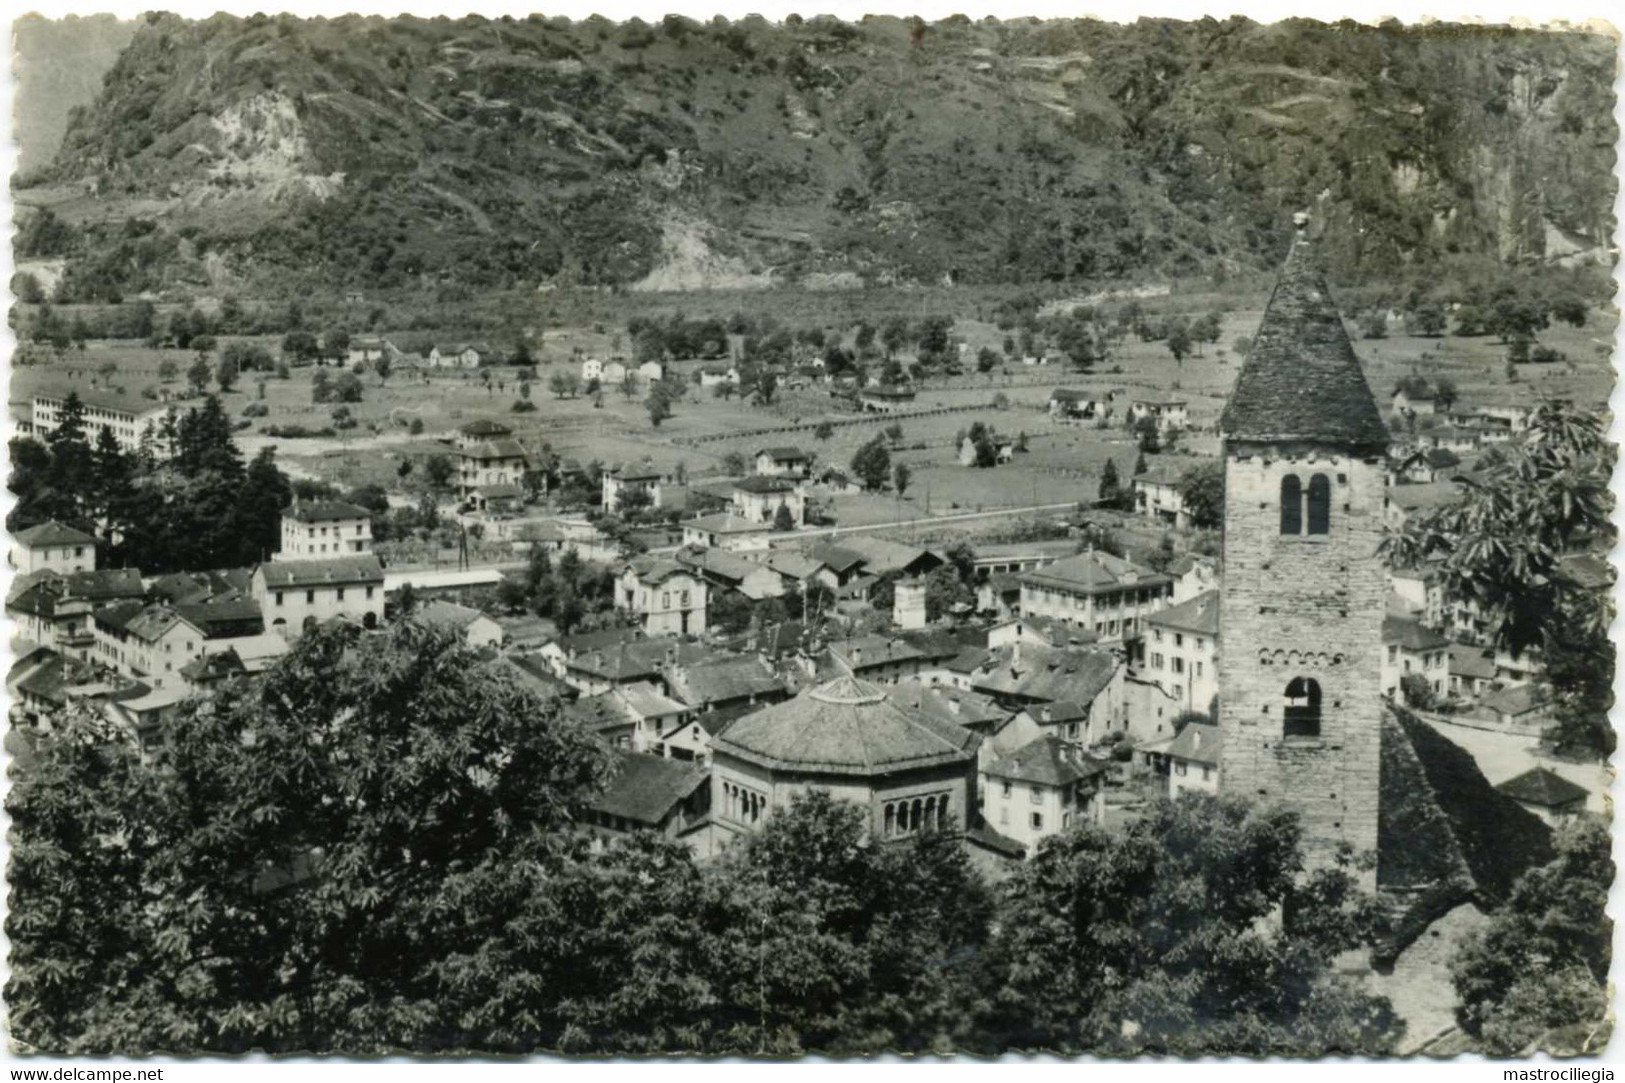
[1215,220,1392,884]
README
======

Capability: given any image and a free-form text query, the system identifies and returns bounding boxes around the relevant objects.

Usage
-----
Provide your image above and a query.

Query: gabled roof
[684,513,772,535]
[146,568,255,606]
[93,599,148,634]
[12,520,97,548]
[1476,684,1548,717]
[176,598,266,639]
[834,536,941,578]
[1448,644,1498,681]
[970,644,1119,705]
[829,634,924,670]
[257,555,385,588]
[609,466,664,482]
[676,546,761,584]
[616,680,689,720]
[1133,463,1186,487]
[806,544,866,574]
[1219,230,1388,448]
[756,446,808,460]
[1017,700,1092,726]
[761,551,826,580]
[1382,615,1450,652]
[670,655,786,708]
[417,600,492,630]
[732,475,801,494]
[984,736,1107,787]
[1165,722,1223,767]
[286,500,370,523]
[460,419,513,437]
[711,676,980,777]
[588,751,709,826]
[1148,590,1220,636]
[623,556,693,586]
[1495,767,1588,809]
[1017,549,1166,595]
[889,678,1009,729]
[460,438,528,461]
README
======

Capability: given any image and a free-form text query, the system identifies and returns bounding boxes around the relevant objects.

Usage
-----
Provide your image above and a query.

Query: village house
[827,634,928,684]
[454,419,513,448]
[346,337,395,365]
[1132,463,1191,529]
[602,466,666,513]
[416,600,504,649]
[614,557,708,637]
[581,751,711,853]
[969,540,1073,581]
[177,634,289,693]
[1166,553,1220,604]
[803,544,869,593]
[1383,480,1465,530]
[91,599,266,691]
[858,385,917,413]
[638,360,664,383]
[253,555,387,636]
[458,437,530,499]
[428,343,484,368]
[675,546,783,600]
[278,501,373,560]
[1127,396,1189,432]
[757,550,829,593]
[1165,722,1223,799]
[32,391,175,457]
[981,736,1107,852]
[580,357,604,382]
[754,446,812,478]
[1381,612,1450,703]
[1393,447,1462,485]
[1142,590,1220,718]
[1448,643,1499,701]
[698,364,739,387]
[1016,548,1172,646]
[1389,565,1445,629]
[1468,684,1552,730]
[1495,767,1588,825]
[681,513,774,553]
[986,614,1099,653]
[7,568,146,657]
[1006,700,1098,747]
[605,681,692,756]
[730,476,806,527]
[9,520,97,576]
[1048,388,1117,424]
[968,644,1126,737]
[707,676,980,849]
[835,536,943,580]
[1391,386,1436,417]
[668,653,789,717]
[601,360,628,387]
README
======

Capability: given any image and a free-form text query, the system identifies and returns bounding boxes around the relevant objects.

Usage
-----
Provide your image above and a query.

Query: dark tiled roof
[1017,549,1166,595]
[1381,615,1450,652]
[93,599,148,634]
[1219,232,1388,448]
[806,544,865,574]
[13,520,96,547]
[1496,767,1588,809]
[1148,590,1220,636]
[671,655,786,708]
[1448,644,1498,681]
[732,475,801,494]
[460,419,513,437]
[984,735,1107,786]
[460,438,528,461]
[835,536,940,577]
[177,599,266,638]
[1019,700,1091,726]
[588,751,708,826]
[1164,722,1223,767]
[712,676,979,776]
[257,555,385,588]
[287,501,371,523]
[756,446,808,460]
[970,644,1119,705]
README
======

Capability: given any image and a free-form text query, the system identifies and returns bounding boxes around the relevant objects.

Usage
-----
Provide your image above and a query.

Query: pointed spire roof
[1220,225,1388,448]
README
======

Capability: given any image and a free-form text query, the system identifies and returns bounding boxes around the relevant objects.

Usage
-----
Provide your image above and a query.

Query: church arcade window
[1283,677,1322,738]
[1281,473,1332,535]
[1306,474,1332,535]
[1280,475,1302,534]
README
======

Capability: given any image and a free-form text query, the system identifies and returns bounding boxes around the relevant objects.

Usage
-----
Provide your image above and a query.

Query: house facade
[980,736,1106,853]
[1016,549,1171,646]
[1128,397,1189,432]
[254,555,387,636]
[603,467,665,512]
[754,447,811,478]
[279,501,373,560]
[10,520,97,576]
[1132,465,1190,529]
[32,392,174,456]
[614,557,708,637]
[731,476,805,526]
[458,439,529,498]
[1142,590,1220,718]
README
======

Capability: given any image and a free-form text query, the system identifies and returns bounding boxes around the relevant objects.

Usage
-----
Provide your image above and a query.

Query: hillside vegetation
[19,14,1618,300]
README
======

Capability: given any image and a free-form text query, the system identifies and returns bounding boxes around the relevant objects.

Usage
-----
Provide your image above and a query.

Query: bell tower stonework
[1217,224,1390,886]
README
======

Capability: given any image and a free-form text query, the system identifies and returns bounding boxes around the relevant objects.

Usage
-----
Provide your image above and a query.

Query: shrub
[511,399,538,413]
[263,424,338,438]
[243,401,269,418]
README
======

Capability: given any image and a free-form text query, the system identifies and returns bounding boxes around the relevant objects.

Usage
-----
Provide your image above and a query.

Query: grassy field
[13,291,1612,526]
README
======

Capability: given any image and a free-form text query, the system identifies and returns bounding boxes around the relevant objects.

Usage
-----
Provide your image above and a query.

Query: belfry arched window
[1283,677,1322,738]
[1280,475,1303,535]
[1306,474,1332,535]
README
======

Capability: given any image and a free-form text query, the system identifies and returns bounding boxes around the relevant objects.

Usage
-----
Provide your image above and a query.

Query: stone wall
[1217,439,1388,886]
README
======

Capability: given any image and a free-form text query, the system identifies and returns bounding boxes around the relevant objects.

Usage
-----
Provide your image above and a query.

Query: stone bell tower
[1216,218,1390,883]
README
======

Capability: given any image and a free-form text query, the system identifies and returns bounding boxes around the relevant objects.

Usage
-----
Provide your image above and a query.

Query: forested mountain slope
[22,14,1618,297]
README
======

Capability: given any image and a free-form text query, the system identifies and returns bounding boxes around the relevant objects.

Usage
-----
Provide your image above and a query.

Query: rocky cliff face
[31,14,1618,293]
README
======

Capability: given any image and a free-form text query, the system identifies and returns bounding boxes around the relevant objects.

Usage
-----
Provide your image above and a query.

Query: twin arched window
[1280,474,1331,535]
[1284,677,1322,738]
